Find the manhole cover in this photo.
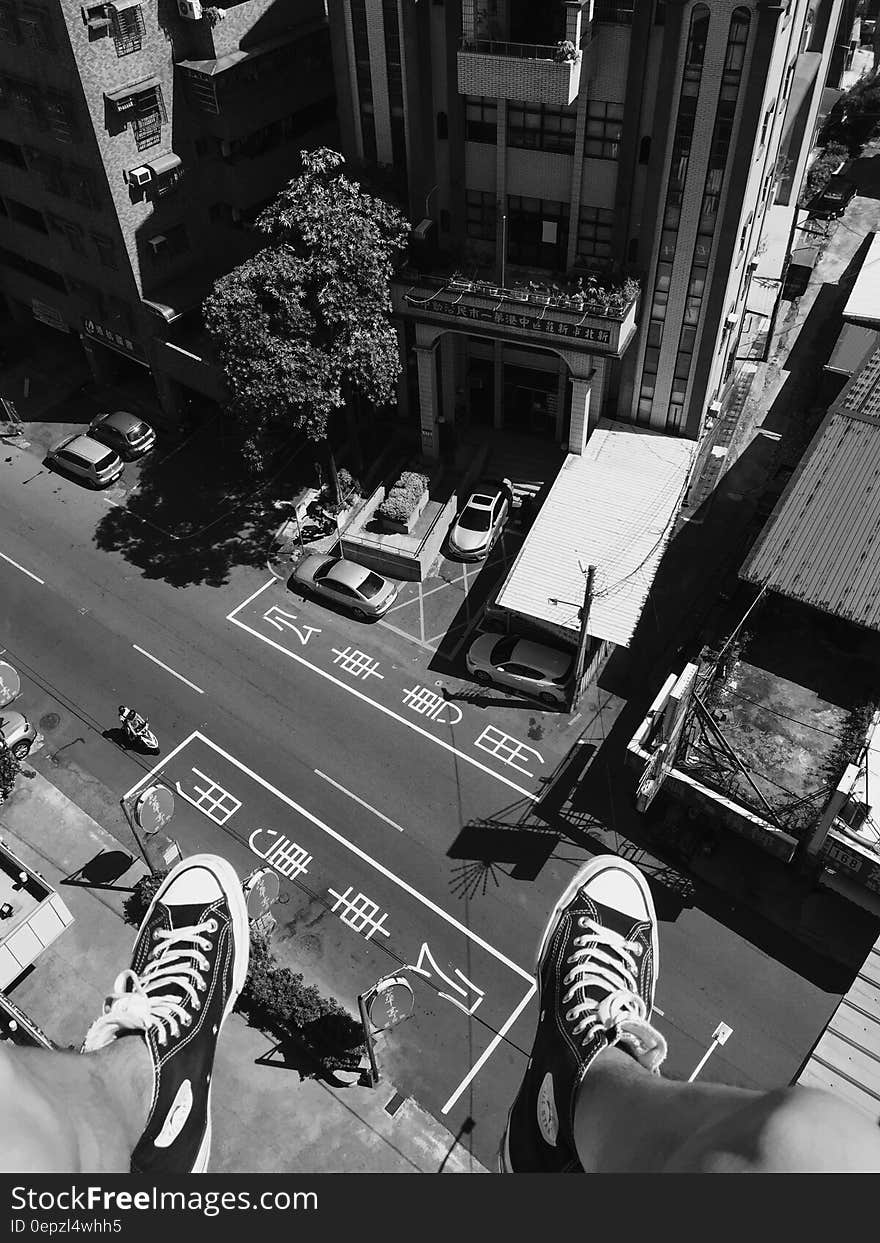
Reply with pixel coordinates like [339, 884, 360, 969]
[39, 713, 60, 731]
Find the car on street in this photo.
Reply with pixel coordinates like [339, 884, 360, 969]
[47, 434, 124, 488]
[88, 410, 156, 459]
[465, 632, 574, 706]
[447, 479, 512, 560]
[0, 709, 37, 760]
[808, 175, 857, 220]
[289, 555, 399, 619]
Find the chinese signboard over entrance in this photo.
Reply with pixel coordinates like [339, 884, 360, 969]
[82, 318, 148, 365]
[425, 299, 613, 345]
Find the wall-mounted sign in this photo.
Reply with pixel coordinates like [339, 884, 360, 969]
[82, 318, 148, 365]
[32, 299, 69, 333]
[821, 832, 880, 895]
[415, 297, 613, 346]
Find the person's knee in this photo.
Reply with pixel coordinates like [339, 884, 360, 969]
[752, 1087, 880, 1172]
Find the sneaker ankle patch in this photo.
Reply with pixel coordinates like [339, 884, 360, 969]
[154, 1079, 193, 1149]
[536, 1072, 561, 1147]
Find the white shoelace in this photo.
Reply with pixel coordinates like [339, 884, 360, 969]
[82, 921, 217, 1053]
[562, 917, 667, 1072]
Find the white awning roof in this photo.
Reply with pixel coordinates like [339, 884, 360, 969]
[754, 204, 799, 281]
[844, 232, 880, 327]
[495, 421, 696, 649]
[746, 277, 781, 320]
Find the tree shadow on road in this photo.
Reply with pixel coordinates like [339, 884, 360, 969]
[91, 417, 318, 588]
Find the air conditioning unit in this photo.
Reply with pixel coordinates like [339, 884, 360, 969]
[725, 312, 738, 328]
[411, 218, 434, 243]
[220, 140, 232, 157]
[127, 166, 152, 187]
[148, 234, 167, 253]
[178, 0, 202, 18]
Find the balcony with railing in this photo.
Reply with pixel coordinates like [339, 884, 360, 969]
[392, 264, 640, 357]
[458, 0, 592, 106]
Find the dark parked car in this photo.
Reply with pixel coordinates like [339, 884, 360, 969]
[89, 410, 156, 459]
[808, 175, 857, 220]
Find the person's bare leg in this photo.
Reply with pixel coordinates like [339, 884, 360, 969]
[0, 1037, 152, 1173]
[573, 1046, 880, 1172]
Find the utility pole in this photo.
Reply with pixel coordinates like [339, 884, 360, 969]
[570, 564, 596, 713]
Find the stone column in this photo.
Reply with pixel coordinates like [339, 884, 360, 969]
[415, 343, 440, 460]
[568, 371, 595, 454]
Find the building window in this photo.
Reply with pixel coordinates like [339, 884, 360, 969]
[437, 111, 448, 140]
[464, 96, 496, 143]
[146, 222, 188, 265]
[18, 6, 54, 50]
[0, 137, 26, 167]
[576, 205, 614, 262]
[8, 80, 44, 130]
[47, 213, 85, 251]
[0, 245, 67, 292]
[506, 196, 568, 270]
[350, 0, 377, 163]
[68, 164, 99, 208]
[508, 102, 576, 155]
[638, 135, 651, 165]
[182, 69, 220, 116]
[593, 1, 634, 23]
[724, 7, 750, 76]
[6, 196, 47, 233]
[45, 95, 78, 144]
[382, 0, 406, 169]
[584, 101, 623, 160]
[132, 92, 163, 151]
[465, 190, 495, 242]
[91, 232, 117, 268]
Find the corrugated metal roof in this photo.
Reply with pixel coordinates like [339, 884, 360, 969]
[741, 349, 880, 628]
[843, 232, 880, 327]
[494, 420, 696, 649]
[796, 937, 880, 1123]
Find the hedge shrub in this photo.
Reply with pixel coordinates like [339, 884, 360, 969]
[377, 470, 429, 524]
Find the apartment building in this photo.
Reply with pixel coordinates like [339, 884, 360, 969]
[0, 0, 336, 416]
[328, 0, 845, 459]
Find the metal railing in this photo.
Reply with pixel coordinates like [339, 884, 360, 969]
[458, 37, 566, 61]
[396, 268, 637, 321]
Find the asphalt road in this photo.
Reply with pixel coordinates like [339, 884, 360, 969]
[0, 434, 847, 1168]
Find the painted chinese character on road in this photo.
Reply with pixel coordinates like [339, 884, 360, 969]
[401, 685, 463, 725]
[175, 767, 241, 825]
[248, 828, 313, 881]
[331, 647, 384, 680]
[262, 605, 321, 645]
[412, 943, 485, 1016]
[474, 726, 544, 776]
[328, 885, 390, 940]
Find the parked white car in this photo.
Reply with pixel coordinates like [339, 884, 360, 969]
[465, 633, 573, 706]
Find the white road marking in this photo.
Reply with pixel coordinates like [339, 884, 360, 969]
[442, 982, 537, 1115]
[688, 1021, 733, 1082]
[314, 769, 405, 832]
[227, 579, 539, 802]
[123, 730, 533, 984]
[388, 580, 453, 611]
[126, 730, 535, 1109]
[0, 551, 44, 585]
[132, 644, 205, 694]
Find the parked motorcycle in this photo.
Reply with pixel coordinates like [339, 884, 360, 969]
[119, 705, 159, 754]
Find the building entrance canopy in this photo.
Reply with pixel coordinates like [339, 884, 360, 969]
[495, 420, 696, 648]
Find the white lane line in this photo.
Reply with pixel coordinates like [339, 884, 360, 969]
[417, 581, 425, 643]
[123, 730, 534, 986]
[377, 616, 436, 651]
[227, 579, 538, 802]
[441, 982, 536, 1115]
[132, 644, 205, 694]
[0, 551, 44, 585]
[314, 769, 405, 832]
[388, 580, 453, 612]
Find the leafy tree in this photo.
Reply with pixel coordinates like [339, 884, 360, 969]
[203, 148, 410, 488]
[0, 745, 19, 805]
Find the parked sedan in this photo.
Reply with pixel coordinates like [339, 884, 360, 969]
[290, 555, 398, 619]
[0, 709, 37, 760]
[47, 434, 124, 488]
[465, 632, 573, 706]
[808, 175, 857, 220]
[89, 410, 156, 459]
[447, 480, 512, 560]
